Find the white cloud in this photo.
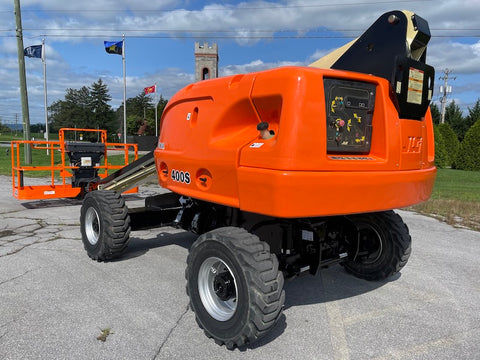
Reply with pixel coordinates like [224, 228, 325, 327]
[1, 0, 480, 123]
[221, 59, 304, 77]
[429, 39, 480, 74]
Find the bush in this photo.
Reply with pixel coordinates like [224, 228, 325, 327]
[437, 123, 459, 167]
[433, 125, 449, 168]
[455, 120, 480, 171]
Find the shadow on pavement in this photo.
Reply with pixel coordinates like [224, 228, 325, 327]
[21, 198, 82, 209]
[284, 267, 399, 308]
[109, 228, 400, 351]
[117, 231, 197, 261]
[252, 267, 398, 349]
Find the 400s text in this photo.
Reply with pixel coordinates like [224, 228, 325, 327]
[171, 169, 191, 184]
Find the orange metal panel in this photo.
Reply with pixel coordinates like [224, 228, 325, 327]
[236, 167, 436, 218]
[13, 185, 81, 200]
[155, 66, 436, 217]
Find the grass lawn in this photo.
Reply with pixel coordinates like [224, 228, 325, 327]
[428, 169, 480, 201]
[408, 169, 480, 231]
[0, 132, 59, 142]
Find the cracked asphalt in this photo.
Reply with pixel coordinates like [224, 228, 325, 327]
[1, 175, 479, 360]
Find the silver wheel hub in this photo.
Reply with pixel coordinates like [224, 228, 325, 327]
[198, 257, 238, 321]
[85, 207, 100, 246]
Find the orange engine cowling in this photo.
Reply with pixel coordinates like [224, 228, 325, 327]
[154, 66, 436, 218]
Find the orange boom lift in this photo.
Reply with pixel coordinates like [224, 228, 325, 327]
[11, 128, 140, 200]
[79, 11, 436, 349]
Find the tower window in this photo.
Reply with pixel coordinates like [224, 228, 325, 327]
[202, 68, 210, 80]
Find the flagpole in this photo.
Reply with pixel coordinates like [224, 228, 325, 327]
[154, 82, 158, 137]
[42, 38, 49, 155]
[122, 34, 127, 144]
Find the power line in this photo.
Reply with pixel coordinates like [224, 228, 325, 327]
[1, 23, 479, 40]
[0, 34, 357, 39]
[0, 1, 433, 14]
[9, 27, 480, 33]
[2, 35, 479, 40]
[1, 30, 479, 40]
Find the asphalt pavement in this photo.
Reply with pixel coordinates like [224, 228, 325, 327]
[0, 175, 479, 360]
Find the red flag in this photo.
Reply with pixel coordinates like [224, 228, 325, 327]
[144, 85, 156, 94]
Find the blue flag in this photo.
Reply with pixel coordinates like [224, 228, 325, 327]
[104, 40, 123, 55]
[24, 45, 42, 59]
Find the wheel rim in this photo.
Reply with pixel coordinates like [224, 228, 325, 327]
[85, 207, 100, 246]
[356, 224, 383, 264]
[198, 256, 238, 321]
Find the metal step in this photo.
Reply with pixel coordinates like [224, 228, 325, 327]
[97, 150, 157, 193]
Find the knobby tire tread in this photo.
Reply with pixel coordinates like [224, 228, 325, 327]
[81, 190, 130, 262]
[345, 210, 411, 281]
[186, 226, 285, 349]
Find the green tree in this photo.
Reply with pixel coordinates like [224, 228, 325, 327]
[437, 123, 459, 168]
[89, 79, 117, 134]
[126, 114, 145, 135]
[152, 95, 168, 133]
[50, 86, 92, 131]
[445, 100, 467, 141]
[117, 93, 168, 136]
[49, 80, 117, 137]
[466, 99, 480, 130]
[127, 92, 154, 118]
[30, 123, 46, 133]
[433, 125, 448, 168]
[455, 120, 480, 171]
[0, 116, 10, 133]
[430, 103, 441, 125]
[116, 92, 153, 136]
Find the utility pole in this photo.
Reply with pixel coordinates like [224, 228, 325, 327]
[122, 34, 127, 144]
[42, 37, 49, 155]
[14, 0, 32, 163]
[439, 68, 456, 124]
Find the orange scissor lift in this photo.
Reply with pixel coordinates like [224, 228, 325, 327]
[11, 128, 141, 200]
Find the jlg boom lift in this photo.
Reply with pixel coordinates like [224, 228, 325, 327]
[79, 11, 436, 349]
[11, 128, 150, 200]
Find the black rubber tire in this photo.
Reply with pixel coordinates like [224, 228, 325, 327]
[80, 190, 130, 261]
[185, 227, 285, 349]
[344, 210, 411, 281]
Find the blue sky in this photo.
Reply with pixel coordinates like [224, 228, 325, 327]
[1, 0, 480, 126]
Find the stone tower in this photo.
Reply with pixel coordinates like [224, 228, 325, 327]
[195, 42, 219, 82]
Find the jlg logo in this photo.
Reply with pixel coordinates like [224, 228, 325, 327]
[171, 169, 191, 184]
[406, 136, 423, 153]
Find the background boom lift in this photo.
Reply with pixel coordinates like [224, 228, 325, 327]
[11, 128, 144, 200]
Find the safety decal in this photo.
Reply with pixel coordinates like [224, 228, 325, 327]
[331, 114, 364, 146]
[250, 143, 264, 148]
[407, 67, 424, 105]
[331, 96, 344, 113]
[324, 78, 376, 153]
